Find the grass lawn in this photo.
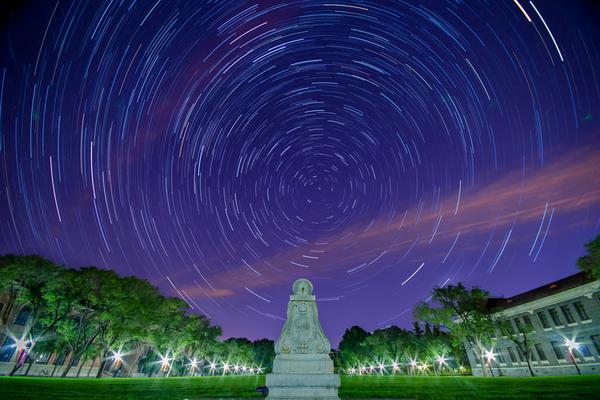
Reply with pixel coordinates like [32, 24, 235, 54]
[1, 374, 599, 399]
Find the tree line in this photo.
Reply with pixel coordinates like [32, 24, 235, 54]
[334, 323, 468, 375]
[1, 235, 597, 377]
[0, 255, 274, 377]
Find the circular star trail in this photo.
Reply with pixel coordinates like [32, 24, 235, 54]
[1, 0, 599, 342]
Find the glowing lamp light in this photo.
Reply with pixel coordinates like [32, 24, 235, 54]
[349, 367, 356, 374]
[209, 361, 217, 371]
[436, 355, 446, 365]
[223, 362, 230, 372]
[256, 367, 263, 373]
[378, 363, 385, 371]
[368, 364, 375, 373]
[14, 338, 28, 350]
[190, 358, 198, 369]
[234, 364, 240, 372]
[484, 349, 495, 362]
[409, 359, 418, 368]
[564, 338, 580, 352]
[160, 355, 171, 368]
[391, 361, 399, 370]
[112, 350, 123, 363]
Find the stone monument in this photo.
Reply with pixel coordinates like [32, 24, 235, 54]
[266, 278, 340, 400]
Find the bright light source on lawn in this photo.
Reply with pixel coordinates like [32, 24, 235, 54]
[484, 349, 495, 362]
[436, 355, 446, 365]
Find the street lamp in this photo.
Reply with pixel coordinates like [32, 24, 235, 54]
[391, 361, 399, 374]
[112, 350, 123, 369]
[564, 338, 581, 375]
[160, 355, 171, 371]
[436, 355, 446, 375]
[189, 358, 198, 375]
[484, 349, 495, 377]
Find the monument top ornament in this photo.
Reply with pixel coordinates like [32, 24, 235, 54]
[274, 278, 331, 355]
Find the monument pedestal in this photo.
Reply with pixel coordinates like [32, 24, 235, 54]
[266, 279, 340, 400]
[266, 354, 340, 399]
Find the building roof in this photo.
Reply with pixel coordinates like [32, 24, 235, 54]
[486, 271, 595, 311]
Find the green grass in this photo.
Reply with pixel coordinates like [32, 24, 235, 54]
[340, 375, 600, 399]
[0, 375, 264, 400]
[1, 374, 599, 399]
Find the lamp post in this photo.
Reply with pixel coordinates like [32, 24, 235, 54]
[484, 349, 495, 377]
[409, 359, 417, 376]
[436, 355, 446, 375]
[564, 339, 581, 375]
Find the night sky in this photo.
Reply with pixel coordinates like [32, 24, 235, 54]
[1, 0, 599, 345]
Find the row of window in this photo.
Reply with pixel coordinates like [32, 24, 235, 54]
[536, 301, 590, 329]
[0, 336, 78, 365]
[509, 300, 591, 334]
[490, 335, 600, 366]
[0, 303, 31, 326]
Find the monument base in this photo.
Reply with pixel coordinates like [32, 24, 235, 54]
[265, 372, 340, 399]
[266, 354, 340, 400]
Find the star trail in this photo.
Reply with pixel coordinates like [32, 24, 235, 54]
[0, 0, 599, 344]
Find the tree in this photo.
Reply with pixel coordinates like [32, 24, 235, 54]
[414, 283, 496, 376]
[0, 255, 74, 375]
[338, 326, 371, 369]
[577, 235, 600, 279]
[13, 267, 80, 376]
[498, 318, 536, 376]
[56, 267, 122, 377]
[94, 276, 164, 378]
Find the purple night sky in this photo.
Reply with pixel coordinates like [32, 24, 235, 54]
[0, 1, 599, 345]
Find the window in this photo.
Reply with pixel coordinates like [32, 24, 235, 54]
[534, 344, 547, 361]
[537, 311, 550, 329]
[71, 355, 81, 366]
[576, 337, 592, 357]
[551, 341, 566, 359]
[507, 347, 518, 363]
[561, 305, 575, 324]
[36, 352, 50, 365]
[591, 335, 600, 355]
[573, 302, 590, 321]
[471, 350, 481, 364]
[54, 351, 67, 366]
[14, 307, 31, 326]
[529, 346, 537, 361]
[548, 308, 562, 326]
[523, 315, 533, 330]
[516, 347, 526, 362]
[513, 318, 523, 333]
[0, 337, 16, 362]
[496, 350, 506, 363]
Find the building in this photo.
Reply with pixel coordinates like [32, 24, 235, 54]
[0, 294, 146, 377]
[465, 272, 600, 376]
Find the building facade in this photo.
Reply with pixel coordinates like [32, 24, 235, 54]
[0, 294, 143, 377]
[466, 272, 600, 376]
